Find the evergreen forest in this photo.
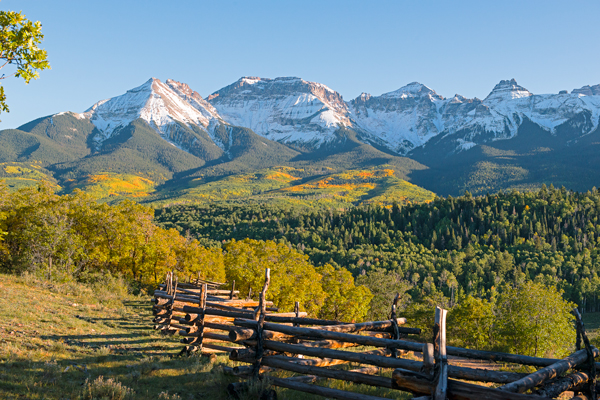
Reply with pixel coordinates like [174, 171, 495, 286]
[156, 184, 600, 316]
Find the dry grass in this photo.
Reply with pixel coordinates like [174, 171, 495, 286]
[0, 273, 415, 399]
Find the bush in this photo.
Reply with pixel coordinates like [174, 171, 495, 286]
[79, 376, 134, 400]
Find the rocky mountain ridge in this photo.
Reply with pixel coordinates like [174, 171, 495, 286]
[78, 76, 600, 158]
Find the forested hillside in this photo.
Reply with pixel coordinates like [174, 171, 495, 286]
[156, 184, 600, 314]
[0, 182, 371, 322]
[0, 179, 585, 357]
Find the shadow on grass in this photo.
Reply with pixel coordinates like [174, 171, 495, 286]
[0, 351, 237, 400]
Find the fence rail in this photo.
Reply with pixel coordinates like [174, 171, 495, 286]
[152, 270, 599, 400]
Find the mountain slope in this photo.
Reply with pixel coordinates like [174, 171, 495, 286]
[3, 75, 600, 201]
[208, 76, 352, 149]
[409, 118, 600, 195]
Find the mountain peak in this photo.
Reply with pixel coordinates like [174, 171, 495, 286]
[485, 79, 532, 101]
[381, 82, 442, 100]
[572, 84, 600, 96]
[83, 77, 220, 147]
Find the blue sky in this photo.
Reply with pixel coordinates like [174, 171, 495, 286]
[1, 0, 599, 128]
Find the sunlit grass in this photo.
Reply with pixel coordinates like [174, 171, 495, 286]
[0, 273, 414, 399]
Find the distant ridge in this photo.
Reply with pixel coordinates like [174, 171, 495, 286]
[1, 75, 600, 200]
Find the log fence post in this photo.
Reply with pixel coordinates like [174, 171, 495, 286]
[573, 308, 597, 400]
[433, 306, 448, 400]
[195, 284, 208, 353]
[253, 268, 271, 380]
[230, 280, 236, 300]
[164, 274, 177, 334]
[422, 343, 435, 376]
[294, 301, 300, 326]
[390, 293, 401, 358]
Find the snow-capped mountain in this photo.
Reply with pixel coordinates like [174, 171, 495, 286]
[83, 78, 221, 150]
[349, 79, 600, 155]
[207, 76, 352, 146]
[74, 76, 600, 159]
[349, 82, 448, 154]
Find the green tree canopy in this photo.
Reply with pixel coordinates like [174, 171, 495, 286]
[496, 281, 575, 357]
[317, 264, 373, 322]
[0, 10, 50, 115]
[356, 267, 412, 321]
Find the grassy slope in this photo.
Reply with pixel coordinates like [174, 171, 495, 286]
[145, 165, 435, 208]
[0, 275, 410, 400]
[0, 161, 60, 191]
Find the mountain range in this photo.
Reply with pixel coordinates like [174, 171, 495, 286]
[1, 76, 600, 204]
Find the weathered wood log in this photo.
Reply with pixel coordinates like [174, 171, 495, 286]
[228, 326, 385, 348]
[157, 286, 240, 298]
[261, 316, 345, 325]
[261, 356, 393, 389]
[536, 371, 589, 398]
[183, 313, 234, 324]
[228, 327, 294, 342]
[298, 339, 361, 349]
[179, 328, 243, 340]
[252, 268, 271, 378]
[442, 345, 600, 369]
[204, 322, 237, 332]
[153, 317, 178, 324]
[267, 375, 390, 400]
[179, 327, 227, 336]
[499, 348, 600, 393]
[235, 319, 424, 351]
[229, 327, 255, 341]
[236, 316, 415, 333]
[183, 305, 306, 320]
[183, 306, 254, 319]
[224, 365, 273, 377]
[152, 303, 187, 313]
[199, 342, 241, 353]
[392, 368, 553, 400]
[315, 319, 419, 335]
[161, 322, 188, 331]
[362, 331, 393, 339]
[182, 337, 245, 346]
[267, 349, 391, 368]
[229, 364, 379, 380]
[423, 343, 434, 373]
[155, 290, 270, 308]
[160, 279, 224, 290]
[433, 307, 448, 400]
[261, 340, 525, 383]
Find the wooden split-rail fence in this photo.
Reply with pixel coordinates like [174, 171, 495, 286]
[152, 269, 600, 400]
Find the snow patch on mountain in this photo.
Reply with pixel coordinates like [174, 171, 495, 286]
[83, 78, 219, 148]
[69, 75, 600, 158]
[350, 79, 600, 154]
[349, 82, 447, 153]
[208, 76, 351, 146]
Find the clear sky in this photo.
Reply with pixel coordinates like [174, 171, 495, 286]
[1, 0, 599, 128]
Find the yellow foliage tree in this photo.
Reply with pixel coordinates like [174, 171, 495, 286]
[174, 238, 226, 283]
[224, 239, 325, 314]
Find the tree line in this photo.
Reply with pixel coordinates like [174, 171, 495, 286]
[0, 182, 371, 322]
[156, 184, 600, 314]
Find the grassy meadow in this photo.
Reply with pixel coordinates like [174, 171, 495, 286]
[0, 274, 413, 400]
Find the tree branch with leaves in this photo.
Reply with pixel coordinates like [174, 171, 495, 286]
[0, 10, 50, 115]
